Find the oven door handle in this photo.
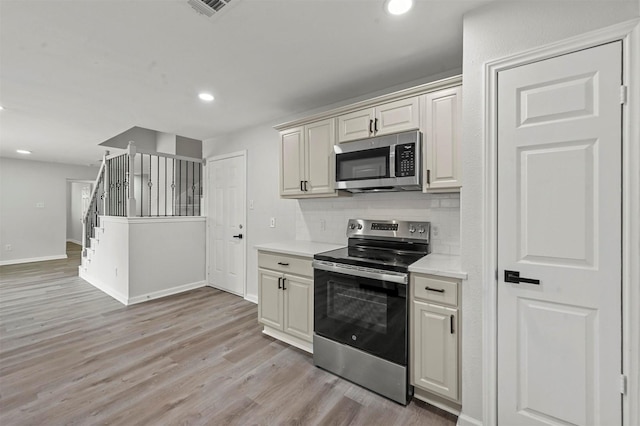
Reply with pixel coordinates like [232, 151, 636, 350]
[312, 260, 408, 285]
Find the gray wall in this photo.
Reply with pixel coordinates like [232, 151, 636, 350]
[0, 157, 99, 264]
[460, 1, 639, 424]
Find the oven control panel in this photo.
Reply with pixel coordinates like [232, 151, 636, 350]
[346, 219, 430, 241]
[371, 223, 398, 231]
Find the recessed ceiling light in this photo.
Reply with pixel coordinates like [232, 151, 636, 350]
[386, 0, 413, 15]
[16, 149, 32, 155]
[198, 93, 215, 102]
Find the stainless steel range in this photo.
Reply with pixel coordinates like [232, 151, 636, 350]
[312, 218, 430, 405]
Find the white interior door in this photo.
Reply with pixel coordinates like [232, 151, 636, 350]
[497, 42, 622, 425]
[207, 153, 246, 297]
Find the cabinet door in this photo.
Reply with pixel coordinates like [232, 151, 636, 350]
[423, 86, 462, 191]
[258, 269, 283, 330]
[280, 127, 305, 196]
[282, 274, 313, 342]
[375, 96, 420, 136]
[337, 108, 374, 143]
[305, 119, 336, 195]
[412, 300, 458, 401]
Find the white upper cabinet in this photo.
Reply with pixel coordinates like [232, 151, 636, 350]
[337, 96, 420, 143]
[280, 127, 305, 196]
[305, 119, 336, 195]
[280, 118, 336, 198]
[422, 86, 462, 192]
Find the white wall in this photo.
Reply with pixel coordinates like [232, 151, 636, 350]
[0, 158, 99, 264]
[80, 217, 206, 304]
[128, 218, 206, 299]
[460, 1, 639, 424]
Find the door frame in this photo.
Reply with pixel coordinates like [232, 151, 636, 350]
[482, 19, 640, 426]
[205, 150, 248, 298]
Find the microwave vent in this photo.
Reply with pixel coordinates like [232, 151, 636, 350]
[187, 0, 237, 18]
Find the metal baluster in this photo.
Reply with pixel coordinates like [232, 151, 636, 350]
[148, 154, 152, 217]
[197, 162, 201, 216]
[178, 159, 182, 216]
[124, 155, 129, 215]
[164, 157, 167, 216]
[140, 153, 143, 217]
[171, 158, 175, 216]
[191, 160, 195, 216]
[157, 155, 160, 216]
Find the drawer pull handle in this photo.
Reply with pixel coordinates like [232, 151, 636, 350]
[425, 286, 445, 293]
[277, 262, 289, 266]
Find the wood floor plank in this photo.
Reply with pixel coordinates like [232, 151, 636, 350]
[0, 242, 457, 425]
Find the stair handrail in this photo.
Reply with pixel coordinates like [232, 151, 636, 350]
[81, 153, 107, 256]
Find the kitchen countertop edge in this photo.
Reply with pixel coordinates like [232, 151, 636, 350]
[254, 241, 344, 258]
[409, 253, 468, 280]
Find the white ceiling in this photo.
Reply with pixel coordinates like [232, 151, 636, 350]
[0, 0, 491, 166]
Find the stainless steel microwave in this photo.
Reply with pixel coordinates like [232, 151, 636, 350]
[334, 130, 422, 192]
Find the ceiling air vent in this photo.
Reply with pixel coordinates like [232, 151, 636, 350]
[187, 0, 236, 18]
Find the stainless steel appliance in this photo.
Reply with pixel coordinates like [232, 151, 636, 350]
[334, 131, 422, 193]
[312, 218, 430, 405]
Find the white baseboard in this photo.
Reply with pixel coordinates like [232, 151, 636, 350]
[79, 270, 128, 305]
[128, 280, 207, 305]
[457, 414, 483, 426]
[244, 293, 258, 304]
[262, 327, 313, 354]
[66, 239, 82, 245]
[0, 254, 67, 266]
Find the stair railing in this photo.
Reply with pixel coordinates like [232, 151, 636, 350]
[81, 152, 107, 257]
[81, 142, 205, 256]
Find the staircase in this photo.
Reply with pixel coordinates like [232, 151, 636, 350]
[78, 142, 207, 305]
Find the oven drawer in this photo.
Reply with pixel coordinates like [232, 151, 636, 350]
[412, 274, 458, 307]
[258, 251, 313, 277]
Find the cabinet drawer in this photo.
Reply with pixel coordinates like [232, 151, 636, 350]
[412, 274, 458, 307]
[258, 251, 313, 277]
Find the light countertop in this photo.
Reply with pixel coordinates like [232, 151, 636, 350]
[254, 241, 344, 258]
[409, 253, 467, 280]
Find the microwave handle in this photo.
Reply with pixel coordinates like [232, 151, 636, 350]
[389, 145, 396, 178]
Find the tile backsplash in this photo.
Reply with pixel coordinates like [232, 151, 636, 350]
[295, 192, 460, 255]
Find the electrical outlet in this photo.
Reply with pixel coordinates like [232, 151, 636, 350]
[4, 244, 12, 251]
[249, 199, 254, 210]
[320, 219, 326, 231]
[36, 202, 45, 209]
[432, 226, 439, 237]
[269, 217, 276, 228]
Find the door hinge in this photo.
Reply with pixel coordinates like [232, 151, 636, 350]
[620, 375, 627, 395]
[620, 85, 628, 105]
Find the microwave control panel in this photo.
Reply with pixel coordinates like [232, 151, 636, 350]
[395, 143, 416, 177]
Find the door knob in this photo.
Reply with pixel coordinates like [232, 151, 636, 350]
[504, 270, 540, 285]
[232, 234, 243, 239]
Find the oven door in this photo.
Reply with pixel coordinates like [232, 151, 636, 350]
[313, 263, 408, 366]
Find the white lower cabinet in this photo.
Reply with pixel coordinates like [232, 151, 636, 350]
[410, 273, 461, 410]
[258, 251, 314, 352]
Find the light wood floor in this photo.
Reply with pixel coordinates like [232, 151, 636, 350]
[0, 242, 457, 425]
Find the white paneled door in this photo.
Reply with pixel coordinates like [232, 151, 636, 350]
[207, 153, 246, 297]
[497, 42, 622, 425]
